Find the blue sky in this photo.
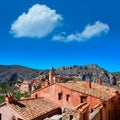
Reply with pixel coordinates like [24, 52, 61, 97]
[0, 0, 120, 72]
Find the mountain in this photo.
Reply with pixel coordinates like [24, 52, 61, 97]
[55, 64, 116, 85]
[0, 65, 48, 82]
[112, 72, 120, 82]
[0, 64, 118, 86]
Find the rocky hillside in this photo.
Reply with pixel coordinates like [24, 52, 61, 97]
[112, 72, 120, 82]
[0, 65, 48, 82]
[55, 64, 116, 85]
[0, 64, 118, 86]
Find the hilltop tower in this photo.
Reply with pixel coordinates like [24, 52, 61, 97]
[49, 67, 56, 84]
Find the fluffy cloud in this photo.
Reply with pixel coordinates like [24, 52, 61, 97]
[52, 21, 110, 42]
[10, 4, 63, 38]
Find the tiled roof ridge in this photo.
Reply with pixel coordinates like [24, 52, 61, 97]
[58, 81, 119, 91]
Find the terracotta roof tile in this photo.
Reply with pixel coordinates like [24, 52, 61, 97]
[8, 98, 60, 120]
[57, 81, 118, 101]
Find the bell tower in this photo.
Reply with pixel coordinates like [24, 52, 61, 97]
[49, 67, 56, 84]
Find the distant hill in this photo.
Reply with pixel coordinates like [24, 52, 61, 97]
[0, 65, 48, 82]
[0, 64, 119, 86]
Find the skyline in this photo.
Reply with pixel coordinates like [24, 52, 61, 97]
[0, 0, 120, 72]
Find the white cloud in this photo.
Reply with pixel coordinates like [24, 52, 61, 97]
[52, 21, 110, 42]
[10, 4, 63, 38]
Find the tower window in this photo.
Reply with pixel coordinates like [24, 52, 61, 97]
[58, 93, 62, 100]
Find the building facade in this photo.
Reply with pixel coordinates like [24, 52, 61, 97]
[31, 80, 120, 120]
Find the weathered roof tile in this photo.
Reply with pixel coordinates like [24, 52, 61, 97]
[8, 97, 60, 120]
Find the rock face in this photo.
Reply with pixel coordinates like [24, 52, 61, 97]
[0, 64, 118, 86]
[112, 72, 120, 82]
[55, 64, 116, 85]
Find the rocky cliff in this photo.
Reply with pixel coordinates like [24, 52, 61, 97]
[55, 64, 116, 85]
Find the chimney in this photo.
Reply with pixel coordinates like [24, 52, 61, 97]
[5, 93, 14, 103]
[86, 78, 91, 88]
[86, 81, 91, 88]
[98, 78, 102, 85]
[45, 80, 50, 87]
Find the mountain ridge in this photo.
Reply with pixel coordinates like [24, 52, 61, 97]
[0, 64, 119, 85]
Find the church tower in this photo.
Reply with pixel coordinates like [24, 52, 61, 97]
[49, 67, 56, 84]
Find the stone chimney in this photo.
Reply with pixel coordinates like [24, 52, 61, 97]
[98, 77, 102, 85]
[86, 78, 91, 88]
[5, 93, 14, 103]
[86, 81, 91, 88]
[45, 80, 50, 87]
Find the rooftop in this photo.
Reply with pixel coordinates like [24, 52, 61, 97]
[8, 97, 60, 120]
[57, 81, 118, 101]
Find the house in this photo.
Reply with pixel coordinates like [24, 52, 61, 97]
[30, 79, 120, 120]
[19, 80, 31, 93]
[0, 93, 61, 120]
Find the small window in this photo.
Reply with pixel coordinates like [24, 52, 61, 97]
[70, 115, 73, 120]
[0, 113, 1, 120]
[66, 94, 70, 101]
[80, 96, 87, 103]
[58, 93, 62, 100]
[35, 94, 38, 98]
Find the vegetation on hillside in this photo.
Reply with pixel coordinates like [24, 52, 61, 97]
[0, 82, 28, 103]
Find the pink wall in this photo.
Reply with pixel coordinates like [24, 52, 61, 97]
[31, 84, 101, 108]
[0, 104, 24, 120]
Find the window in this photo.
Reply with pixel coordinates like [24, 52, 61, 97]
[66, 94, 70, 101]
[100, 109, 103, 120]
[58, 93, 62, 100]
[83, 112, 87, 120]
[108, 110, 110, 120]
[70, 115, 73, 120]
[35, 94, 38, 98]
[0, 113, 1, 120]
[80, 96, 87, 103]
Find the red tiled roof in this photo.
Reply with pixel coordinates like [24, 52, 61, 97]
[57, 81, 118, 101]
[8, 98, 60, 120]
